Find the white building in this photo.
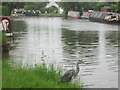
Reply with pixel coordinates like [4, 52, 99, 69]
[45, 0, 63, 14]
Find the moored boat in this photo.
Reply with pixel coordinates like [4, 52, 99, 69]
[0, 16, 13, 52]
[0, 16, 13, 37]
[104, 13, 120, 24]
[89, 11, 120, 24]
[67, 11, 81, 19]
[81, 12, 90, 19]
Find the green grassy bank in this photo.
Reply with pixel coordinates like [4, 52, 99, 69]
[40, 13, 65, 17]
[2, 61, 83, 88]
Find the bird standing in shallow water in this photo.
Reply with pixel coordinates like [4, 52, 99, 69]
[60, 60, 84, 83]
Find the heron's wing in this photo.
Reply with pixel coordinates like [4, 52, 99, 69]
[60, 69, 75, 82]
[63, 69, 75, 77]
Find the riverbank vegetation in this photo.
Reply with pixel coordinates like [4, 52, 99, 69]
[61, 2, 119, 15]
[0, 32, 7, 45]
[1, 2, 119, 16]
[0, 32, 9, 52]
[2, 61, 83, 88]
[40, 13, 65, 17]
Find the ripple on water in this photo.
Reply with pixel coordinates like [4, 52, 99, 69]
[8, 17, 118, 88]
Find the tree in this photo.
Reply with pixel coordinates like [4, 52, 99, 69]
[0, 6, 9, 16]
[118, 1, 120, 13]
[2, 2, 26, 16]
[1, 2, 46, 16]
[24, 2, 47, 10]
[60, 2, 79, 15]
[60, 2, 119, 13]
[61, 2, 97, 12]
[94, 2, 109, 11]
[46, 6, 58, 13]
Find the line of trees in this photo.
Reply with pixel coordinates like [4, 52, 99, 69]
[1, 2, 26, 16]
[0, 2, 120, 16]
[60, 2, 119, 14]
[1, 2, 47, 16]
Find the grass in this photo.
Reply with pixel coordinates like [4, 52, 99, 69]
[0, 32, 8, 44]
[40, 13, 65, 17]
[0, 60, 2, 90]
[2, 61, 84, 88]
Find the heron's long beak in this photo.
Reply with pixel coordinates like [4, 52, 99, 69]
[82, 61, 89, 64]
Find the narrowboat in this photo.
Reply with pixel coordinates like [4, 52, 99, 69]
[0, 16, 13, 52]
[67, 11, 81, 19]
[89, 12, 120, 24]
[104, 13, 120, 23]
[0, 16, 13, 37]
[81, 12, 90, 19]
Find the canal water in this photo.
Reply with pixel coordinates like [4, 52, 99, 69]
[8, 17, 118, 88]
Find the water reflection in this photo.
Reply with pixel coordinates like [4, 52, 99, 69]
[7, 17, 118, 88]
[61, 29, 99, 67]
[9, 17, 63, 67]
[106, 31, 119, 45]
[12, 20, 27, 37]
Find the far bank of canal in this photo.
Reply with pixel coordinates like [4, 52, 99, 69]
[4, 17, 118, 88]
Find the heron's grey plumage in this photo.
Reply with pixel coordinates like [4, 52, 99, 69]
[60, 60, 84, 83]
[60, 69, 75, 83]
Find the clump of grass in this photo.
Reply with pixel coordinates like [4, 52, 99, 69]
[2, 61, 83, 88]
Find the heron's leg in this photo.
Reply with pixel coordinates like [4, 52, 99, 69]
[72, 78, 75, 84]
[71, 76, 75, 84]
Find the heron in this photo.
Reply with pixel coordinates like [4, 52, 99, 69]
[59, 60, 84, 83]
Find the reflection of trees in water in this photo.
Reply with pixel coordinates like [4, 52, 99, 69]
[77, 31, 98, 45]
[105, 31, 119, 45]
[11, 20, 27, 40]
[62, 29, 77, 45]
[12, 20, 27, 32]
[2, 52, 9, 60]
[61, 29, 77, 54]
[61, 29, 99, 55]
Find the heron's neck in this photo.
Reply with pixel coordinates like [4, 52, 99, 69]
[75, 63, 79, 76]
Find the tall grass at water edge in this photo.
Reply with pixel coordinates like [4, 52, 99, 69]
[0, 32, 7, 44]
[2, 61, 84, 88]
